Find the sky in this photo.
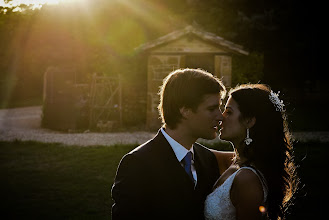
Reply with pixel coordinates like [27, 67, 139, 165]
[0, 0, 61, 6]
[0, 0, 83, 12]
[0, 0, 58, 12]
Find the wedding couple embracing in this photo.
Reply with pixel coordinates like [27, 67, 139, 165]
[111, 68, 298, 220]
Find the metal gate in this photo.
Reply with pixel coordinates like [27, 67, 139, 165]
[89, 74, 122, 131]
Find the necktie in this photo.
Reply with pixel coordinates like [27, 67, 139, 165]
[183, 151, 194, 181]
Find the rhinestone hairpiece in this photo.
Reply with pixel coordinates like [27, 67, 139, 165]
[269, 90, 285, 112]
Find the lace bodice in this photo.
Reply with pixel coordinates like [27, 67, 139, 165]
[204, 167, 267, 220]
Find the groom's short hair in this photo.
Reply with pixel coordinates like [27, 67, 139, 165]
[158, 68, 226, 129]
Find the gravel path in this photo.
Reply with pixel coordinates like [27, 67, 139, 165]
[0, 106, 328, 146]
[0, 106, 155, 146]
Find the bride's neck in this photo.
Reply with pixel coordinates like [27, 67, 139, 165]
[234, 144, 250, 167]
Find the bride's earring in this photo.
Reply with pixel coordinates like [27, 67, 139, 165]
[244, 128, 253, 145]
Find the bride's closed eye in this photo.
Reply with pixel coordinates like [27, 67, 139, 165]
[223, 108, 233, 116]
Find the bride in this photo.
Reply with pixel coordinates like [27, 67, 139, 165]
[206, 84, 299, 220]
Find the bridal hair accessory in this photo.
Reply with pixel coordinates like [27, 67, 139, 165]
[269, 90, 285, 112]
[245, 128, 253, 145]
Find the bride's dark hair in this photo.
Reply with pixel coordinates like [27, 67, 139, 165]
[229, 84, 298, 220]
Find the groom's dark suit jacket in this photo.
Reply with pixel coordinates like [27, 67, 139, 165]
[111, 130, 220, 220]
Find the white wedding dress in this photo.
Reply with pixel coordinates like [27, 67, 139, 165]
[204, 167, 268, 220]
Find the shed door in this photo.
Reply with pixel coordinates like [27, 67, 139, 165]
[185, 54, 214, 74]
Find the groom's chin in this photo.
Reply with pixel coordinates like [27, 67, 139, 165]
[202, 133, 218, 140]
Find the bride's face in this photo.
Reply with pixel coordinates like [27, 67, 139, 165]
[219, 97, 246, 145]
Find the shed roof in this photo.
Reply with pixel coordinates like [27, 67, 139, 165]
[136, 25, 249, 55]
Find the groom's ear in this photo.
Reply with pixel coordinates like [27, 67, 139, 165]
[179, 106, 190, 119]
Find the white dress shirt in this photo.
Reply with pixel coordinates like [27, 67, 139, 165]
[161, 127, 198, 185]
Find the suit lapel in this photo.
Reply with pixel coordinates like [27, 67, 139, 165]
[193, 143, 220, 198]
[193, 144, 203, 188]
[152, 130, 195, 189]
[193, 143, 210, 190]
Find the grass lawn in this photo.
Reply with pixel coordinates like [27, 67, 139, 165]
[0, 140, 326, 219]
[0, 141, 136, 219]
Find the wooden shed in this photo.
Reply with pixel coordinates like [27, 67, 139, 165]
[136, 26, 249, 129]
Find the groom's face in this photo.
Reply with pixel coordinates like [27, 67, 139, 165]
[185, 93, 223, 140]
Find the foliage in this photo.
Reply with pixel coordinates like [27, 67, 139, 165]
[231, 52, 264, 87]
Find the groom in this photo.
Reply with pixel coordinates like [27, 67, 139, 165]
[111, 68, 229, 219]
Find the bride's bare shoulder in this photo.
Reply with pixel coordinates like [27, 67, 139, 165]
[231, 168, 264, 209]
